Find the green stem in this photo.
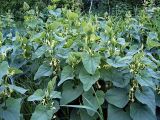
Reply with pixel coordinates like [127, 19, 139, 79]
[92, 87, 104, 120]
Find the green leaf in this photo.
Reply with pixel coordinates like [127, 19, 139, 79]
[66, 10, 78, 20]
[32, 46, 48, 60]
[147, 32, 160, 49]
[108, 104, 131, 120]
[117, 38, 126, 46]
[31, 104, 54, 120]
[47, 77, 56, 94]
[82, 52, 101, 75]
[130, 103, 156, 120]
[135, 87, 156, 114]
[105, 87, 129, 108]
[0, 98, 21, 120]
[135, 72, 155, 88]
[148, 32, 158, 40]
[60, 105, 103, 120]
[50, 91, 61, 99]
[58, 65, 74, 86]
[107, 56, 132, 68]
[100, 68, 130, 88]
[28, 89, 45, 101]
[31, 32, 45, 42]
[34, 63, 53, 80]
[23, 2, 30, 11]
[8, 67, 23, 76]
[53, 33, 66, 41]
[83, 89, 105, 116]
[60, 105, 98, 113]
[79, 69, 100, 91]
[9, 85, 27, 94]
[0, 61, 9, 81]
[60, 81, 83, 105]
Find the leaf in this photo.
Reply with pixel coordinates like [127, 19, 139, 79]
[28, 89, 45, 101]
[53, 33, 66, 41]
[100, 68, 131, 88]
[79, 69, 100, 91]
[60, 105, 103, 120]
[60, 81, 83, 105]
[148, 32, 158, 40]
[58, 65, 74, 86]
[108, 104, 131, 120]
[34, 63, 53, 80]
[32, 46, 48, 60]
[147, 39, 160, 49]
[50, 91, 61, 99]
[105, 87, 129, 108]
[81, 52, 101, 74]
[117, 38, 126, 46]
[31, 104, 54, 120]
[31, 32, 45, 42]
[0, 61, 9, 81]
[47, 77, 56, 94]
[8, 67, 23, 75]
[66, 10, 78, 20]
[107, 56, 132, 68]
[130, 103, 156, 120]
[82, 89, 105, 116]
[60, 105, 98, 113]
[147, 32, 160, 49]
[135, 87, 156, 114]
[0, 98, 21, 120]
[23, 2, 30, 11]
[9, 85, 27, 94]
[135, 72, 155, 88]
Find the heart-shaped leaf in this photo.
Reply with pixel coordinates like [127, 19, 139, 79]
[105, 87, 129, 108]
[82, 52, 101, 75]
[31, 104, 54, 120]
[60, 81, 83, 105]
[58, 65, 74, 86]
[34, 63, 53, 80]
[9, 85, 27, 94]
[32, 45, 49, 60]
[107, 56, 132, 68]
[135, 87, 156, 114]
[83, 89, 105, 116]
[0, 98, 21, 120]
[108, 104, 131, 120]
[100, 68, 131, 88]
[28, 89, 45, 101]
[79, 69, 100, 91]
[130, 103, 156, 120]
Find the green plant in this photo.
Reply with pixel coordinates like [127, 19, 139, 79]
[0, 4, 160, 120]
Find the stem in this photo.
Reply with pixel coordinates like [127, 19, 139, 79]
[92, 87, 104, 120]
[89, 0, 93, 14]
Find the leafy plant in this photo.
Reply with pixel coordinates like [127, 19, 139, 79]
[0, 2, 160, 120]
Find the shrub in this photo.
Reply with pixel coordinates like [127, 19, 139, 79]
[0, 4, 160, 120]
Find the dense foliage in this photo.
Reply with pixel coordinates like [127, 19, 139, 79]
[0, 1, 160, 120]
[1, 0, 160, 20]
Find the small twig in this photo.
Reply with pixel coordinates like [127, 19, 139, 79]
[89, 0, 93, 14]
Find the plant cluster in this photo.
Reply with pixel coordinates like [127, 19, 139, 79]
[0, 2, 160, 120]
